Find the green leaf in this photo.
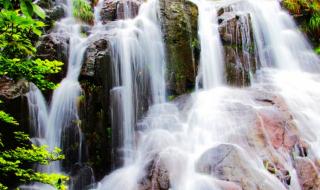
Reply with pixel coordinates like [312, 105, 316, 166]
[19, 0, 31, 18]
[32, 3, 46, 19]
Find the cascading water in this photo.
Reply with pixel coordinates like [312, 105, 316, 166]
[26, 0, 320, 189]
[26, 0, 89, 188]
[108, 0, 166, 166]
[194, 0, 225, 89]
[96, 0, 320, 190]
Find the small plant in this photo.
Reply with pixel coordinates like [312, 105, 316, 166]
[72, 0, 94, 24]
[0, 10, 64, 90]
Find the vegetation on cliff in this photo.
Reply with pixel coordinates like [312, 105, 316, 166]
[72, 0, 94, 24]
[283, 0, 320, 52]
[0, 1, 67, 189]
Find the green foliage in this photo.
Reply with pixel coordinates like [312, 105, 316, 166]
[283, 0, 320, 31]
[283, 0, 320, 51]
[315, 47, 320, 54]
[309, 12, 320, 31]
[0, 0, 46, 19]
[0, 10, 63, 90]
[0, 110, 19, 126]
[72, 0, 94, 24]
[0, 109, 68, 189]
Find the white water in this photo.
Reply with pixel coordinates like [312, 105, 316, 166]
[27, 0, 88, 185]
[108, 0, 166, 165]
[26, 0, 320, 189]
[97, 0, 320, 190]
[194, 0, 225, 89]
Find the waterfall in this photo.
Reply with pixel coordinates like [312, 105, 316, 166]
[25, 0, 320, 189]
[193, 0, 225, 89]
[109, 0, 166, 166]
[26, 0, 89, 186]
[97, 0, 320, 190]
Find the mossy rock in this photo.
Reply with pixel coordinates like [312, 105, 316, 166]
[159, 0, 199, 96]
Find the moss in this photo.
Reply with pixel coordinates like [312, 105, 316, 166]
[162, 0, 199, 95]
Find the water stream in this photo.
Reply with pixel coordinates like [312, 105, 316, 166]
[25, 0, 320, 189]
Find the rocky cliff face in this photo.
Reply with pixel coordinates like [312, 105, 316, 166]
[79, 37, 114, 180]
[159, 0, 199, 95]
[100, 0, 143, 23]
[217, 5, 259, 86]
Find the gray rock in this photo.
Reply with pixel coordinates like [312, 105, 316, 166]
[100, 0, 143, 23]
[218, 6, 259, 86]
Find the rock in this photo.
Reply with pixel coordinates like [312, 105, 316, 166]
[215, 180, 242, 190]
[45, 4, 66, 22]
[139, 157, 170, 190]
[81, 38, 111, 81]
[35, 0, 53, 9]
[79, 36, 114, 180]
[37, 33, 70, 82]
[0, 77, 29, 100]
[254, 94, 300, 151]
[218, 6, 259, 86]
[196, 144, 282, 190]
[100, 0, 143, 23]
[295, 157, 320, 190]
[70, 163, 95, 190]
[159, 0, 199, 95]
[0, 77, 30, 128]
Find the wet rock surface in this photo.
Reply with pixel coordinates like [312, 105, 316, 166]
[79, 36, 114, 180]
[37, 33, 70, 82]
[139, 157, 170, 190]
[159, 0, 199, 95]
[196, 144, 272, 190]
[100, 0, 143, 23]
[218, 6, 259, 86]
[294, 157, 320, 190]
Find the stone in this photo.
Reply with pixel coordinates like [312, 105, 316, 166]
[70, 163, 95, 190]
[196, 144, 283, 190]
[0, 77, 30, 129]
[37, 33, 70, 82]
[254, 95, 300, 151]
[100, 0, 143, 23]
[218, 6, 259, 86]
[159, 0, 199, 95]
[79, 36, 114, 180]
[295, 157, 320, 190]
[139, 157, 170, 190]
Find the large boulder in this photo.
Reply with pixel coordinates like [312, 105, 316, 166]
[196, 144, 281, 190]
[159, 0, 199, 95]
[37, 33, 70, 82]
[79, 37, 114, 180]
[218, 6, 259, 86]
[100, 0, 143, 23]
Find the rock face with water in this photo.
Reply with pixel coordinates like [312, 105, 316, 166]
[159, 0, 199, 95]
[37, 33, 70, 81]
[139, 157, 170, 190]
[100, 0, 143, 23]
[196, 144, 278, 190]
[79, 37, 114, 180]
[218, 6, 259, 86]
